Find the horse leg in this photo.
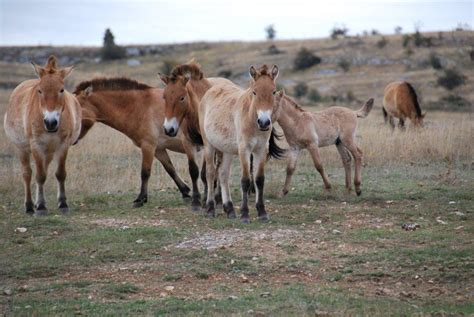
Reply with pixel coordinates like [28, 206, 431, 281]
[398, 117, 406, 130]
[182, 143, 201, 212]
[200, 160, 207, 206]
[336, 142, 352, 192]
[214, 152, 223, 207]
[253, 150, 270, 222]
[343, 141, 363, 196]
[218, 153, 236, 218]
[238, 146, 252, 223]
[19, 150, 34, 214]
[32, 149, 52, 216]
[307, 144, 332, 191]
[249, 154, 256, 194]
[280, 148, 300, 197]
[133, 144, 155, 207]
[382, 107, 388, 124]
[55, 146, 70, 213]
[388, 116, 395, 130]
[204, 145, 217, 217]
[155, 149, 191, 200]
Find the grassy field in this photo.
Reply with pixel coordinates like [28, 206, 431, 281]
[1, 32, 473, 316]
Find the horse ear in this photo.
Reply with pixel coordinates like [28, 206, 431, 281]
[158, 73, 169, 85]
[249, 66, 258, 80]
[31, 62, 45, 78]
[59, 66, 74, 79]
[271, 65, 279, 80]
[182, 72, 191, 84]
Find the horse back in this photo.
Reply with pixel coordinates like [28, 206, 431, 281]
[383, 81, 417, 118]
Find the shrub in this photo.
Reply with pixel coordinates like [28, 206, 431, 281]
[402, 34, 411, 48]
[293, 48, 321, 71]
[160, 59, 178, 75]
[338, 58, 350, 72]
[428, 53, 442, 70]
[371, 29, 380, 36]
[294, 82, 308, 98]
[218, 69, 232, 78]
[437, 69, 466, 90]
[376, 37, 388, 49]
[308, 89, 322, 102]
[101, 28, 125, 61]
[330, 26, 348, 40]
[267, 44, 282, 55]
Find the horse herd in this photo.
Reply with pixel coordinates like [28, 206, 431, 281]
[4, 55, 426, 221]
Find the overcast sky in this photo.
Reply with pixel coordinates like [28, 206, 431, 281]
[0, 0, 472, 46]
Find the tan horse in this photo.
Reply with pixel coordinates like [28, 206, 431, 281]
[277, 94, 374, 196]
[73, 78, 196, 207]
[383, 81, 425, 129]
[159, 62, 232, 210]
[199, 65, 285, 223]
[4, 55, 81, 215]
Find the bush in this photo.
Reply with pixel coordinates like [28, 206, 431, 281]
[218, 69, 232, 78]
[427, 94, 471, 111]
[330, 26, 348, 39]
[338, 58, 350, 72]
[376, 36, 388, 49]
[437, 69, 466, 90]
[160, 59, 178, 75]
[293, 48, 321, 71]
[428, 53, 442, 70]
[101, 28, 125, 61]
[402, 34, 411, 48]
[294, 82, 308, 98]
[267, 44, 282, 55]
[308, 89, 322, 102]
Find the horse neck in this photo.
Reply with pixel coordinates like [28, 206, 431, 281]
[277, 96, 304, 132]
[186, 79, 210, 127]
[87, 91, 136, 130]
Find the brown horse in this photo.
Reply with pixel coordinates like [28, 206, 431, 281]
[277, 93, 374, 196]
[159, 62, 232, 210]
[383, 81, 425, 129]
[4, 55, 81, 215]
[73, 78, 195, 207]
[199, 65, 285, 223]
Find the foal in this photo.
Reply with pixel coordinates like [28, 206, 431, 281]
[277, 94, 374, 196]
[4, 55, 81, 215]
[73, 78, 193, 207]
[199, 65, 285, 223]
[383, 81, 425, 129]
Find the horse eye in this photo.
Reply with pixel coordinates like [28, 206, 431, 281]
[252, 91, 256, 96]
[180, 96, 185, 102]
[60, 88, 64, 93]
[272, 90, 276, 95]
[38, 90, 42, 94]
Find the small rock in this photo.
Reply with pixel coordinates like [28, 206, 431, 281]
[159, 209, 166, 214]
[448, 201, 456, 204]
[160, 292, 168, 297]
[332, 229, 341, 234]
[136, 239, 144, 244]
[240, 274, 249, 283]
[436, 217, 447, 225]
[252, 257, 258, 261]
[164, 286, 175, 291]
[315, 220, 322, 224]
[402, 223, 420, 231]
[121, 226, 130, 230]
[455, 226, 464, 230]
[230, 259, 235, 265]
[454, 211, 465, 216]
[15, 227, 27, 233]
[260, 292, 271, 297]
[3, 289, 12, 296]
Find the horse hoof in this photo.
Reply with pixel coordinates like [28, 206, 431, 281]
[279, 190, 288, 198]
[133, 202, 144, 208]
[258, 214, 270, 222]
[227, 211, 237, 219]
[59, 206, 70, 214]
[206, 211, 216, 218]
[241, 217, 250, 224]
[182, 195, 192, 203]
[34, 209, 48, 217]
[356, 189, 362, 196]
[191, 204, 201, 212]
[25, 202, 34, 214]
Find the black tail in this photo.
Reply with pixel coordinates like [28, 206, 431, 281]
[405, 82, 422, 117]
[382, 107, 388, 124]
[187, 125, 204, 146]
[268, 127, 286, 160]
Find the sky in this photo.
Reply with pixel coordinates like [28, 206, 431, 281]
[0, 0, 472, 46]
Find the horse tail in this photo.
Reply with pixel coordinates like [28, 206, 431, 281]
[356, 98, 374, 118]
[382, 106, 388, 124]
[404, 82, 422, 117]
[268, 127, 286, 160]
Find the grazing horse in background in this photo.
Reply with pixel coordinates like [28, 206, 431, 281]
[4, 55, 81, 215]
[199, 64, 285, 223]
[277, 94, 374, 196]
[159, 62, 232, 211]
[73, 78, 194, 207]
[383, 81, 425, 129]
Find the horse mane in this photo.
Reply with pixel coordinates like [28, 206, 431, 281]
[73, 77, 152, 95]
[283, 95, 305, 112]
[169, 61, 204, 83]
[404, 82, 422, 117]
[257, 64, 270, 76]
